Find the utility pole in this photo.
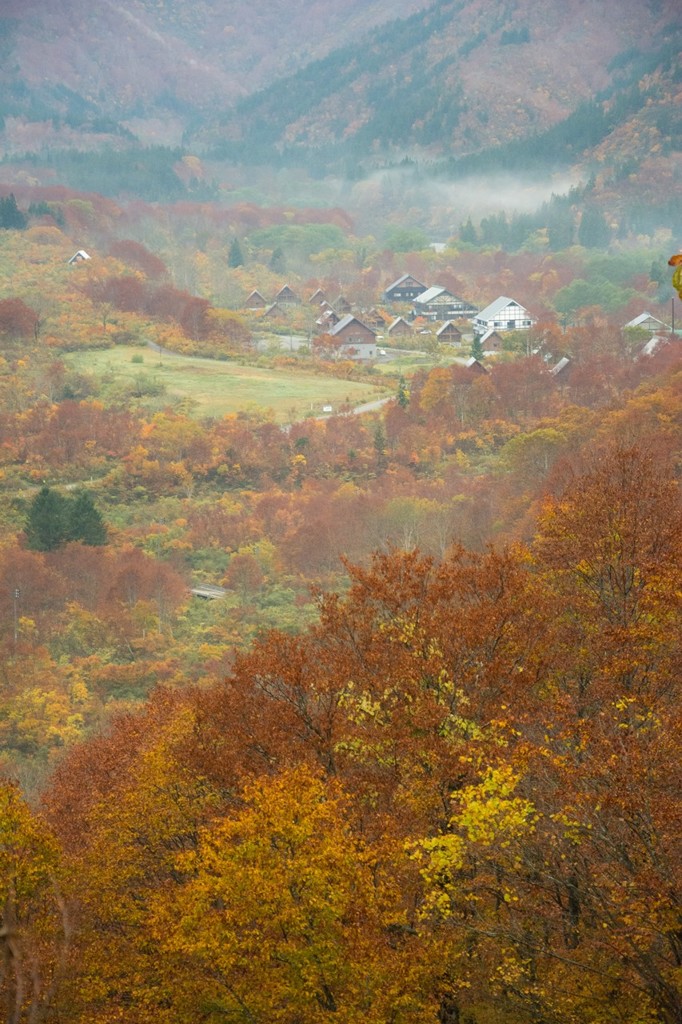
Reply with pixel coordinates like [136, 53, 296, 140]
[12, 588, 20, 647]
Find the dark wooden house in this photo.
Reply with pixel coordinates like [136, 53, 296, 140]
[328, 315, 377, 360]
[384, 273, 427, 304]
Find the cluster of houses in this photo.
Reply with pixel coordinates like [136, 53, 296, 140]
[245, 273, 541, 361]
[70, 250, 675, 366]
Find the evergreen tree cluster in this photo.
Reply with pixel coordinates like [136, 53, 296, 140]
[457, 189, 615, 252]
[228, 237, 245, 267]
[0, 193, 28, 230]
[25, 487, 108, 552]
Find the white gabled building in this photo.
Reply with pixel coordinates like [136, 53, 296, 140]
[623, 312, 671, 333]
[472, 296, 536, 335]
[67, 249, 91, 265]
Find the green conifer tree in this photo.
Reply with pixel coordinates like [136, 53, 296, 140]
[459, 216, 478, 245]
[67, 491, 108, 546]
[397, 376, 410, 408]
[373, 424, 388, 473]
[270, 247, 286, 273]
[470, 334, 484, 360]
[25, 487, 69, 551]
[578, 206, 611, 248]
[228, 237, 245, 268]
[0, 194, 28, 231]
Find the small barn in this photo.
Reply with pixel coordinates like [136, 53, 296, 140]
[436, 321, 462, 344]
[479, 328, 505, 354]
[387, 316, 413, 338]
[333, 295, 352, 314]
[361, 308, 387, 330]
[316, 307, 340, 329]
[274, 284, 300, 305]
[245, 289, 267, 309]
[67, 250, 91, 265]
[263, 301, 286, 319]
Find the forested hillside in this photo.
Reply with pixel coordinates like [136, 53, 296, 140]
[1, 0, 682, 1005]
[0, 176, 680, 1020]
[0, 0, 427, 141]
[204, 0, 681, 168]
[2, 0, 680, 186]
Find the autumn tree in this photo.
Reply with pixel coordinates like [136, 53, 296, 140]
[0, 782, 70, 1024]
[414, 442, 682, 1024]
[107, 239, 168, 280]
[152, 767, 436, 1023]
[0, 299, 38, 340]
[223, 551, 263, 605]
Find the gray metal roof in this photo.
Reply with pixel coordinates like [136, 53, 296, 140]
[550, 356, 571, 375]
[415, 286, 449, 304]
[624, 312, 669, 329]
[474, 296, 518, 320]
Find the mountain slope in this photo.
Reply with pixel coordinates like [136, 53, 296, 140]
[1, 0, 680, 234]
[0, 0, 429, 149]
[198, 0, 681, 168]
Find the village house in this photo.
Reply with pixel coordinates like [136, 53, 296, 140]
[274, 284, 301, 305]
[413, 286, 478, 321]
[479, 328, 505, 354]
[327, 314, 377, 360]
[387, 316, 413, 338]
[384, 273, 427, 304]
[67, 249, 91, 264]
[308, 288, 328, 306]
[623, 312, 671, 333]
[244, 289, 267, 309]
[333, 295, 352, 314]
[472, 296, 536, 335]
[436, 320, 462, 344]
[360, 308, 387, 330]
[262, 301, 286, 320]
[316, 306, 340, 329]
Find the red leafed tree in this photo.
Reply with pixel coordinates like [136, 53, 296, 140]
[0, 297, 38, 339]
[107, 240, 168, 280]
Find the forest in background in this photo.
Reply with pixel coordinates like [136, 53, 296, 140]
[0, 171, 681, 1023]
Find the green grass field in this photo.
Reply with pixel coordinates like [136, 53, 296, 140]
[66, 346, 392, 422]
